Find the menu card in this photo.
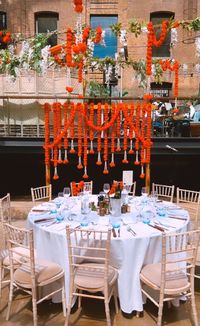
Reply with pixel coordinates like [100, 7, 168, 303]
[123, 170, 133, 185]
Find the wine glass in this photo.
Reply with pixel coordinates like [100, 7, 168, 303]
[63, 187, 70, 199]
[141, 187, 148, 197]
[103, 183, 110, 195]
[151, 190, 158, 204]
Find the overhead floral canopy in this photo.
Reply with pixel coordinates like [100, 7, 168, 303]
[0, 1, 199, 90]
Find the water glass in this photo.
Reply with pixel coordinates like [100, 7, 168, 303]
[157, 206, 166, 217]
[151, 190, 158, 204]
[56, 211, 64, 222]
[109, 215, 121, 229]
[63, 187, 70, 198]
[124, 184, 131, 194]
[142, 210, 153, 224]
[103, 183, 110, 195]
[141, 187, 148, 197]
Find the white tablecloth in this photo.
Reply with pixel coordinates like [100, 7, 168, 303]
[27, 196, 189, 313]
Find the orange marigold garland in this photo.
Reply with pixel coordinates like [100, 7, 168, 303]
[122, 103, 129, 164]
[0, 31, 12, 44]
[116, 104, 121, 152]
[77, 103, 83, 169]
[159, 59, 179, 97]
[96, 103, 102, 166]
[110, 103, 116, 167]
[140, 105, 146, 165]
[146, 20, 168, 76]
[128, 103, 134, 154]
[94, 26, 103, 44]
[78, 59, 83, 83]
[89, 103, 95, 154]
[56, 102, 63, 164]
[52, 102, 60, 179]
[69, 102, 76, 154]
[43, 100, 153, 181]
[71, 180, 84, 196]
[83, 119, 88, 179]
[145, 103, 153, 164]
[66, 28, 74, 68]
[63, 102, 69, 164]
[134, 104, 141, 165]
[103, 103, 109, 174]
[73, 0, 83, 13]
[43, 103, 51, 167]
[139, 165, 145, 179]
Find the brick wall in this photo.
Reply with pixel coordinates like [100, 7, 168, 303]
[0, 0, 199, 97]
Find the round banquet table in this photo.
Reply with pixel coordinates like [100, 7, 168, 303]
[27, 195, 190, 314]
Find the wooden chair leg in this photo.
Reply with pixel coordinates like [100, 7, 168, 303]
[157, 292, 164, 326]
[65, 294, 73, 326]
[32, 297, 38, 326]
[0, 264, 2, 299]
[191, 287, 198, 326]
[78, 290, 82, 308]
[6, 279, 14, 320]
[62, 281, 67, 317]
[113, 286, 119, 313]
[104, 299, 111, 326]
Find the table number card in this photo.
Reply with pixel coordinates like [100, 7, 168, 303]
[123, 170, 133, 185]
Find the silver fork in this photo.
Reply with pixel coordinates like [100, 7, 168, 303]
[127, 225, 136, 236]
[154, 220, 176, 229]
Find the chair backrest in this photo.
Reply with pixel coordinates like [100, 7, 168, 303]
[0, 193, 11, 254]
[0, 193, 11, 224]
[31, 184, 52, 203]
[4, 223, 34, 278]
[160, 230, 200, 290]
[152, 183, 175, 202]
[113, 180, 136, 196]
[70, 181, 93, 196]
[66, 226, 111, 289]
[176, 187, 200, 224]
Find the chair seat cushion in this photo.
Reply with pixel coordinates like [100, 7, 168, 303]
[3, 247, 30, 268]
[74, 263, 118, 289]
[140, 262, 188, 291]
[14, 259, 63, 288]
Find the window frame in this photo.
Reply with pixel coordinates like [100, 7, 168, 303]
[90, 14, 118, 59]
[35, 11, 59, 47]
[150, 11, 174, 58]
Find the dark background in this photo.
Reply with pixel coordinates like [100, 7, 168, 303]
[0, 137, 200, 198]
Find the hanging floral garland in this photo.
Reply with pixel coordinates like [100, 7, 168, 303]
[146, 20, 168, 76]
[63, 102, 69, 164]
[73, 0, 83, 13]
[159, 59, 179, 97]
[43, 101, 152, 180]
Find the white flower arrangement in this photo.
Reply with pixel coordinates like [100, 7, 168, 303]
[171, 28, 178, 47]
[195, 37, 200, 57]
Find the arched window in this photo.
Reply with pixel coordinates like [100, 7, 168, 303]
[150, 11, 174, 58]
[35, 12, 58, 47]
